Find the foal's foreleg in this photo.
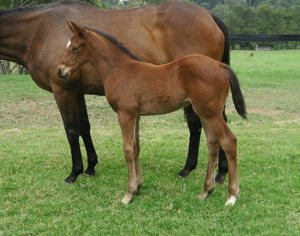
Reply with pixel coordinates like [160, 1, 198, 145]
[134, 116, 143, 193]
[118, 111, 139, 204]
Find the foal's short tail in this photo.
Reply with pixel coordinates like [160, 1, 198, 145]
[223, 65, 247, 119]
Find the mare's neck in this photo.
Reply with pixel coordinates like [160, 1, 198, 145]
[0, 12, 43, 68]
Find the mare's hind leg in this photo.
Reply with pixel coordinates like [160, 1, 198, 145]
[178, 105, 201, 178]
[118, 111, 139, 204]
[215, 108, 228, 185]
[179, 105, 229, 185]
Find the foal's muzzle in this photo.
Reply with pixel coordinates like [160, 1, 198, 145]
[57, 66, 70, 80]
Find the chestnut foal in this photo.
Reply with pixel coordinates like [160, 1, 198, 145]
[58, 22, 246, 206]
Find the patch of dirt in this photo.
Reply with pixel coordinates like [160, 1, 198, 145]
[225, 107, 281, 116]
[247, 108, 281, 116]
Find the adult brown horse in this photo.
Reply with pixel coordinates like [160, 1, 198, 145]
[57, 22, 246, 205]
[0, 0, 230, 184]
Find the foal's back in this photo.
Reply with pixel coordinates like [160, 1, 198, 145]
[105, 54, 228, 116]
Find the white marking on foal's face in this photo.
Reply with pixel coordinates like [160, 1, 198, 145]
[66, 39, 71, 49]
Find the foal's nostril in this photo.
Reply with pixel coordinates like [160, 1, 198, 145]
[58, 68, 62, 77]
[57, 67, 68, 79]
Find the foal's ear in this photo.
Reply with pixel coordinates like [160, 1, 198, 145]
[67, 21, 87, 39]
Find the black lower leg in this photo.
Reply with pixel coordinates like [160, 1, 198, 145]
[65, 128, 84, 183]
[79, 100, 98, 176]
[178, 105, 202, 178]
[81, 121, 98, 176]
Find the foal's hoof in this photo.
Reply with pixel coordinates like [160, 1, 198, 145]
[225, 195, 238, 206]
[121, 193, 134, 205]
[198, 188, 214, 201]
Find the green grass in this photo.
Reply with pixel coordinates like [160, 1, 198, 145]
[0, 50, 299, 235]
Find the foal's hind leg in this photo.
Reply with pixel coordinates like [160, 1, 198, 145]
[198, 119, 220, 200]
[215, 108, 228, 185]
[118, 111, 139, 204]
[201, 116, 239, 205]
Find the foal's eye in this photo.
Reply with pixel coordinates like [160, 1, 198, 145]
[72, 46, 79, 52]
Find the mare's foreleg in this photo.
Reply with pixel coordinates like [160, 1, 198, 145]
[53, 87, 87, 183]
[78, 95, 98, 177]
[118, 111, 139, 204]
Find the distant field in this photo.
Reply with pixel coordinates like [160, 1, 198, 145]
[0, 50, 299, 235]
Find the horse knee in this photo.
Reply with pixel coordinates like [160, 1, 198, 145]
[123, 145, 135, 162]
[66, 128, 79, 144]
[207, 141, 220, 158]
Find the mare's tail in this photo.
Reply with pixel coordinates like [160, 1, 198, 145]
[212, 14, 230, 65]
[223, 65, 247, 119]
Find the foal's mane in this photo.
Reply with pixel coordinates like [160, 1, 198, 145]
[0, 0, 88, 18]
[85, 27, 142, 62]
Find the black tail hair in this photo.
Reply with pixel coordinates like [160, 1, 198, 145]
[212, 14, 230, 66]
[223, 65, 247, 119]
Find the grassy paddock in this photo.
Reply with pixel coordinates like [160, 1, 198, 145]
[0, 50, 299, 235]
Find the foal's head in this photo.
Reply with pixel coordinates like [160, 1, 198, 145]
[57, 22, 91, 80]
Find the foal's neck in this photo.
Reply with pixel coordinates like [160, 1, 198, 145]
[89, 33, 138, 81]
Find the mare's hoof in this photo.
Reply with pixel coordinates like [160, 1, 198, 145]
[215, 171, 226, 185]
[177, 167, 192, 178]
[64, 177, 76, 184]
[64, 172, 81, 184]
[84, 169, 96, 177]
[225, 195, 238, 206]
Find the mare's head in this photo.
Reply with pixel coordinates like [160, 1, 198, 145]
[57, 22, 91, 80]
